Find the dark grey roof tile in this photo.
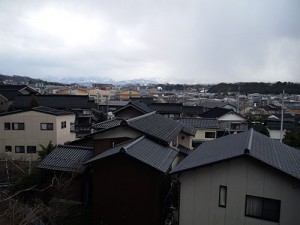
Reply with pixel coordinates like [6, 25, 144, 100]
[172, 129, 300, 180]
[92, 118, 124, 130]
[86, 136, 178, 173]
[178, 118, 219, 129]
[38, 145, 93, 173]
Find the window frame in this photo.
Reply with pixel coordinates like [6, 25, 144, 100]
[219, 185, 227, 208]
[40, 123, 54, 130]
[15, 146, 25, 153]
[12, 122, 25, 130]
[4, 122, 11, 130]
[61, 121, 66, 129]
[205, 131, 216, 139]
[5, 146, 12, 152]
[231, 123, 240, 130]
[245, 195, 281, 222]
[27, 146, 37, 153]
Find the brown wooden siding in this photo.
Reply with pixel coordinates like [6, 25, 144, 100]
[91, 154, 169, 225]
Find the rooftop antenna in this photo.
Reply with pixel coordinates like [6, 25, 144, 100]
[280, 90, 285, 143]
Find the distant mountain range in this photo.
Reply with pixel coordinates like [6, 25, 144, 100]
[55, 76, 161, 86]
[0, 73, 161, 87]
[1, 73, 299, 94]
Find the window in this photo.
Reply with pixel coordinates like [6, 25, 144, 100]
[219, 186, 227, 207]
[83, 110, 91, 115]
[231, 123, 240, 130]
[61, 121, 66, 129]
[15, 146, 25, 153]
[5, 146, 12, 152]
[41, 123, 53, 130]
[245, 195, 281, 222]
[205, 132, 216, 139]
[27, 146, 37, 153]
[4, 122, 11, 130]
[12, 123, 25, 130]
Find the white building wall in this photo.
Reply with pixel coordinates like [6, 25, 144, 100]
[179, 157, 300, 225]
[268, 129, 286, 140]
[177, 132, 193, 149]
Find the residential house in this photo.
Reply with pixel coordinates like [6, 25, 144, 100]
[85, 136, 179, 225]
[91, 111, 196, 153]
[182, 105, 205, 117]
[56, 87, 88, 95]
[97, 100, 129, 113]
[88, 89, 115, 104]
[12, 94, 97, 137]
[199, 102, 238, 112]
[116, 89, 140, 101]
[264, 114, 300, 140]
[0, 106, 76, 160]
[38, 145, 93, 203]
[172, 129, 300, 225]
[149, 103, 183, 119]
[0, 84, 38, 112]
[178, 118, 219, 147]
[200, 107, 248, 137]
[37, 110, 195, 224]
[112, 101, 153, 120]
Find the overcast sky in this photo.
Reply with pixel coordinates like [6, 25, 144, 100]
[0, 0, 299, 84]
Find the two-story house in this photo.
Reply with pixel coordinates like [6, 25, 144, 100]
[172, 129, 300, 225]
[178, 118, 219, 147]
[0, 106, 76, 160]
[200, 107, 248, 137]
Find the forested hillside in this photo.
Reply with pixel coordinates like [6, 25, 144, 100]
[208, 82, 300, 94]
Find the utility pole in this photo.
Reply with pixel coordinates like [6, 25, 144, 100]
[237, 85, 240, 113]
[280, 90, 285, 143]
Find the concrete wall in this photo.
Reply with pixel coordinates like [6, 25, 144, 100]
[179, 157, 300, 225]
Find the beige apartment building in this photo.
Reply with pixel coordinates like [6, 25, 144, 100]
[0, 106, 76, 160]
[116, 90, 140, 101]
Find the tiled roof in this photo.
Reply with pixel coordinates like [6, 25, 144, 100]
[0, 106, 72, 117]
[0, 85, 28, 90]
[182, 106, 205, 115]
[66, 137, 94, 147]
[112, 101, 153, 117]
[172, 129, 300, 180]
[131, 101, 153, 113]
[0, 90, 21, 101]
[38, 145, 94, 173]
[149, 103, 183, 114]
[92, 118, 124, 130]
[91, 112, 196, 143]
[85, 136, 178, 173]
[98, 100, 129, 106]
[199, 102, 236, 109]
[200, 107, 233, 118]
[177, 144, 192, 155]
[127, 112, 195, 143]
[32, 106, 73, 116]
[178, 118, 219, 129]
[13, 95, 94, 109]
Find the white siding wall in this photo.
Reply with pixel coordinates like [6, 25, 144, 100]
[179, 157, 300, 225]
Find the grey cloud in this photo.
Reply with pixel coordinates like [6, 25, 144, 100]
[0, 0, 299, 83]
